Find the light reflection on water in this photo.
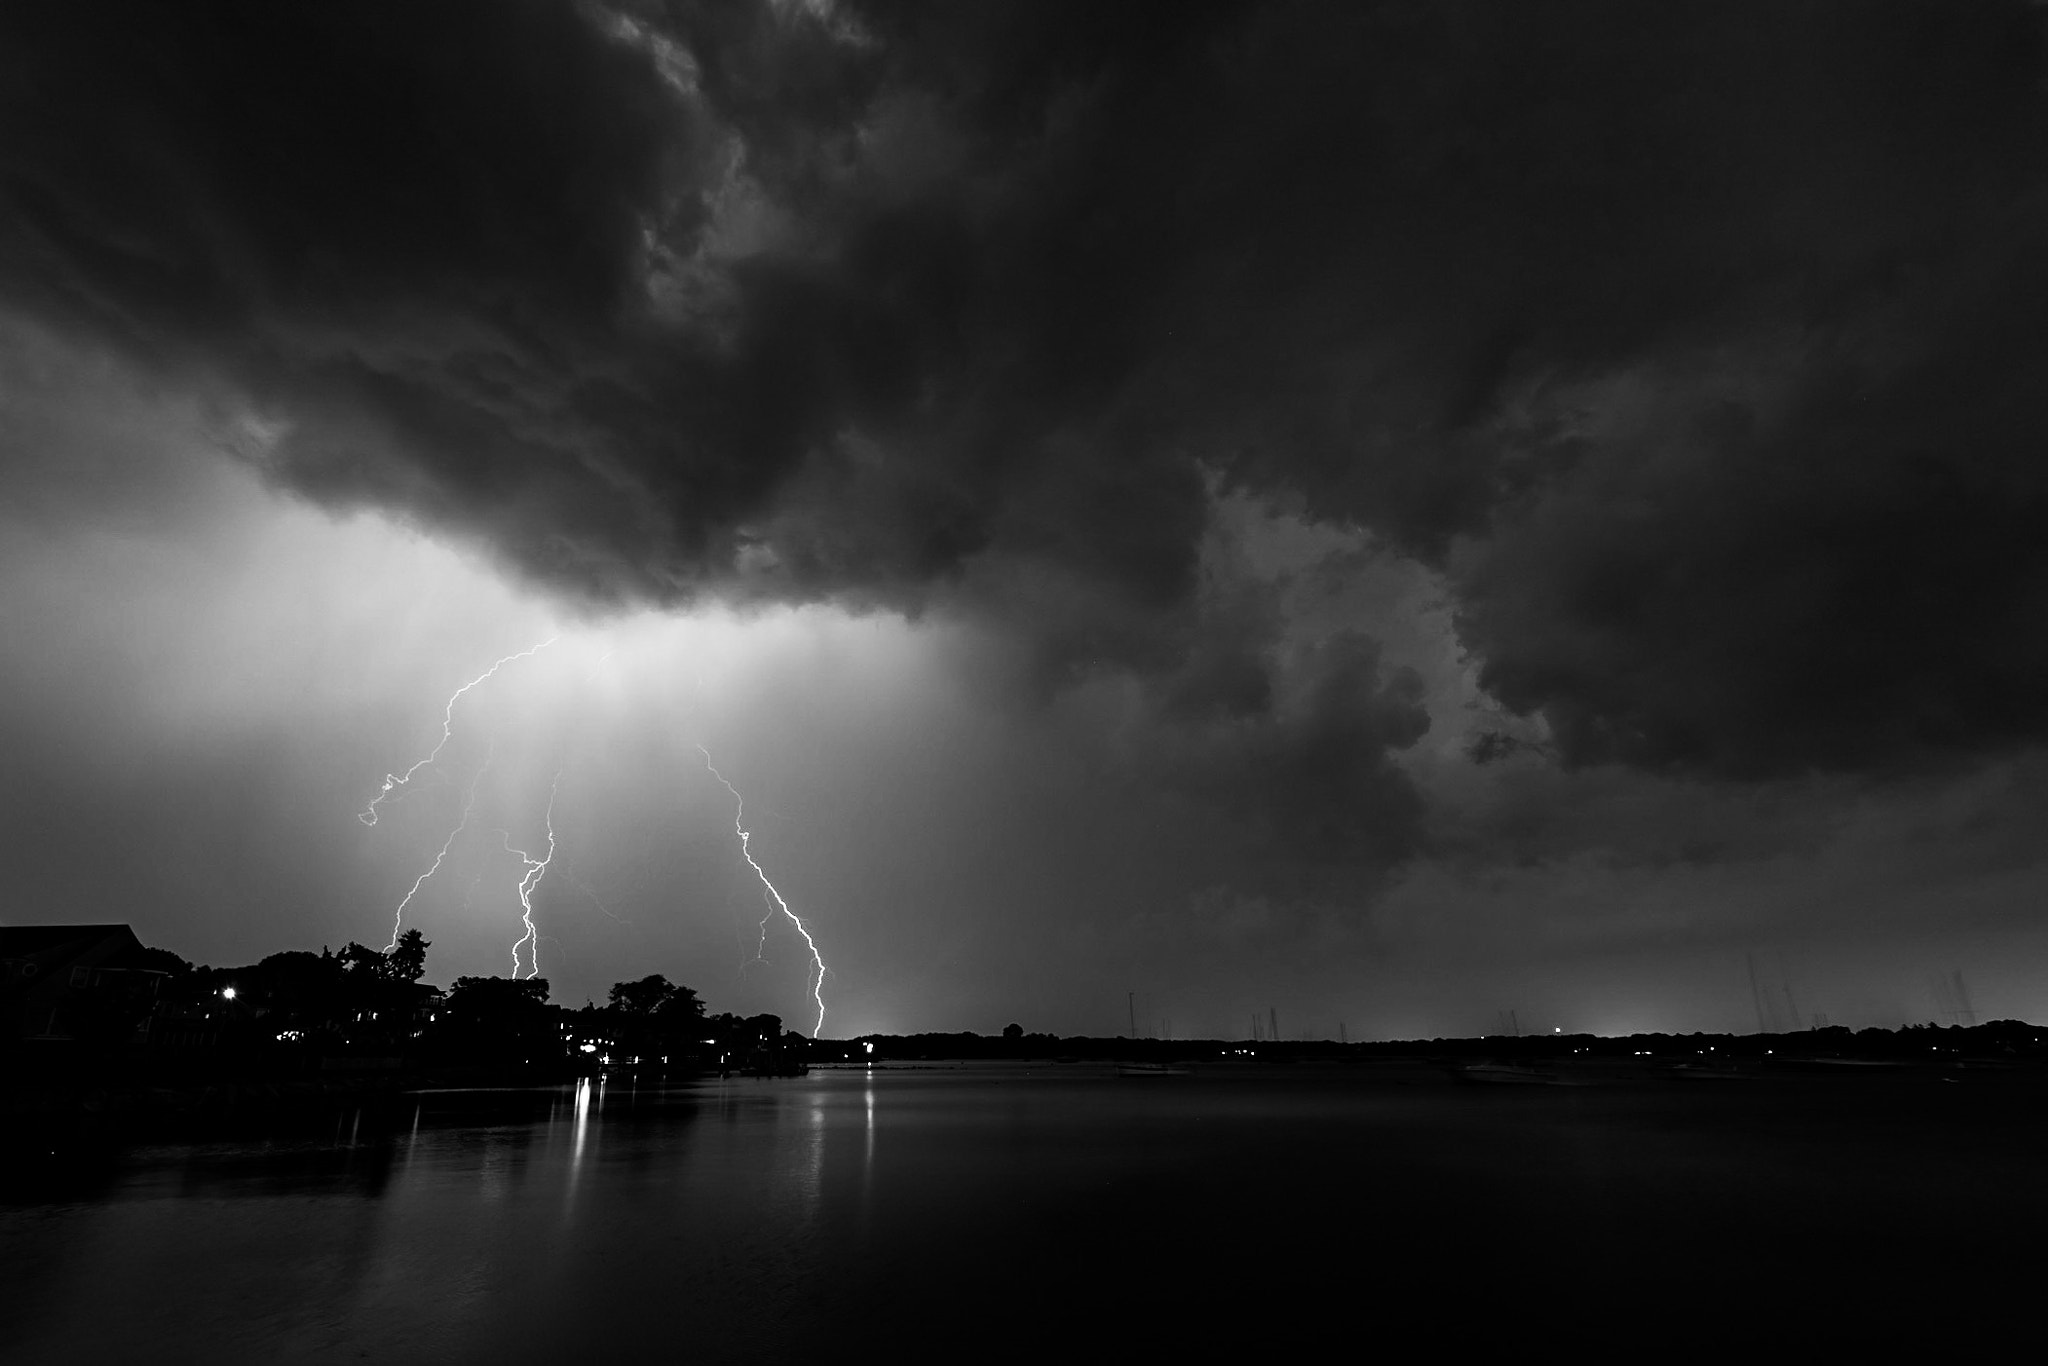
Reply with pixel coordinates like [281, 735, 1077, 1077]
[564, 1077, 592, 1213]
[3, 1064, 2046, 1360]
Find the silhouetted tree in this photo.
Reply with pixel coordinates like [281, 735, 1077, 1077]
[435, 976, 557, 1068]
[134, 946, 194, 981]
[608, 973, 700, 1019]
[248, 949, 344, 1037]
[337, 941, 385, 979]
[599, 974, 706, 1070]
[386, 928, 429, 983]
[446, 975, 551, 1018]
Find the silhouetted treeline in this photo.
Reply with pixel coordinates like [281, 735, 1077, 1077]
[17, 923, 2048, 1090]
[812, 1019, 2048, 1067]
[5, 928, 806, 1090]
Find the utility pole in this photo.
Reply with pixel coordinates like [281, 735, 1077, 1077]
[1128, 992, 1136, 1039]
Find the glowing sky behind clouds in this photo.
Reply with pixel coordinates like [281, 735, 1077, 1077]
[7, 2, 2048, 1036]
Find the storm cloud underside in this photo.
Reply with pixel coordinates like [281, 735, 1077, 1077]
[6, 1, 2048, 1031]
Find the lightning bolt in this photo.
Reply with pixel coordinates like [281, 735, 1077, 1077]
[699, 745, 827, 1036]
[359, 637, 556, 826]
[501, 773, 562, 980]
[565, 868, 632, 926]
[383, 740, 493, 951]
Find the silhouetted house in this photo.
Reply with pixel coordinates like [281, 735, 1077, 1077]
[0, 924, 166, 1049]
[400, 982, 444, 1038]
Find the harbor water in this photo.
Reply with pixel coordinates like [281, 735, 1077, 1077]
[4, 1062, 2044, 1360]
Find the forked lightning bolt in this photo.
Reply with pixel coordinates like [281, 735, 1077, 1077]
[359, 638, 556, 826]
[383, 740, 493, 951]
[501, 773, 561, 980]
[699, 745, 827, 1036]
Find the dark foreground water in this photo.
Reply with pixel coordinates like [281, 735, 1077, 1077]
[5, 1062, 2046, 1361]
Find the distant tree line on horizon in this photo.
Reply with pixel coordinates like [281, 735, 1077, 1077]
[112, 930, 807, 1079]
[20, 925, 2048, 1077]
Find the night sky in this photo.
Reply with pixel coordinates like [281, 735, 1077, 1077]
[6, 1, 2048, 1039]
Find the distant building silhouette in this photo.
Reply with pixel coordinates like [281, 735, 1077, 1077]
[0, 924, 165, 1047]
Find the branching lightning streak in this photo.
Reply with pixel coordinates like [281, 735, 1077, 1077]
[501, 773, 561, 980]
[566, 870, 632, 926]
[698, 745, 827, 1036]
[383, 740, 493, 951]
[359, 638, 556, 826]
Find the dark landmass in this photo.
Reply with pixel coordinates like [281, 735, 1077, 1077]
[9, 921, 2046, 1163]
[2, 924, 803, 1157]
[830, 1017, 2048, 1068]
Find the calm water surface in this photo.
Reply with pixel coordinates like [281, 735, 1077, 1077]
[4, 1063, 2045, 1360]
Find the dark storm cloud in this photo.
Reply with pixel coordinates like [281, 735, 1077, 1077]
[4, 0, 2046, 785]
[1149, 630, 1431, 871]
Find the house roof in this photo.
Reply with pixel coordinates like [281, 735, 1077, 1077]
[0, 924, 146, 963]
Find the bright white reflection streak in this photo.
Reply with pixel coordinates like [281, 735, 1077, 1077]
[804, 1094, 826, 1213]
[565, 1076, 594, 1215]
